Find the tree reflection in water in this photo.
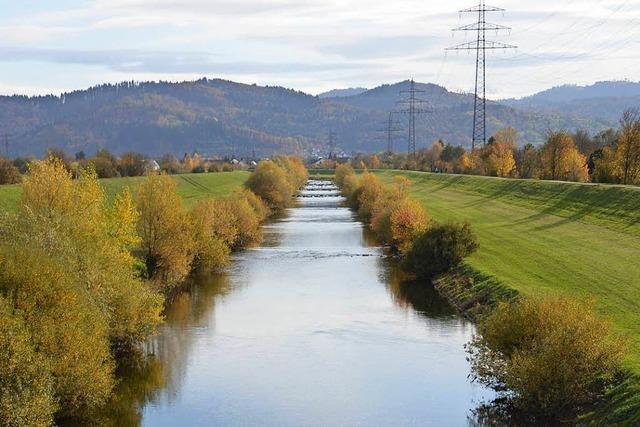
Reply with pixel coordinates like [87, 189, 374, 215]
[85, 271, 234, 426]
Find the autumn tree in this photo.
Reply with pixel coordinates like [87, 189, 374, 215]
[137, 173, 196, 288]
[0, 158, 165, 417]
[370, 176, 412, 243]
[592, 146, 620, 184]
[357, 172, 384, 221]
[514, 143, 539, 179]
[90, 149, 120, 178]
[246, 160, 293, 210]
[0, 156, 21, 184]
[390, 198, 430, 253]
[615, 109, 640, 185]
[539, 131, 589, 182]
[0, 296, 56, 427]
[335, 163, 355, 188]
[160, 154, 181, 175]
[467, 297, 626, 420]
[119, 152, 147, 177]
[483, 128, 518, 177]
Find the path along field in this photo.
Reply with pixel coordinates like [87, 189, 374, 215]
[375, 170, 640, 373]
[0, 171, 250, 213]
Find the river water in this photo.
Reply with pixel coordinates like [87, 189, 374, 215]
[107, 180, 493, 426]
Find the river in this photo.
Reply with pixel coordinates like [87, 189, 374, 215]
[106, 180, 494, 426]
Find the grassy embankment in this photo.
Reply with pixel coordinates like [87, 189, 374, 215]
[371, 170, 640, 424]
[373, 171, 640, 371]
[0, 171, 250, 213]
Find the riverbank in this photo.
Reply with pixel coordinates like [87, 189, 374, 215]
[0, 170, 250, 212]
[372, 169, 640, 373]
[366, 169, 640, 425]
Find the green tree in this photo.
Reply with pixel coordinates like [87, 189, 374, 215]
[403, 222, 478, 278]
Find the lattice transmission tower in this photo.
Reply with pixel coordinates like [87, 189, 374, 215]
[327, 130, 338, 158]
[376, 112, 403, 154]
[397, 80, 431, 156]
[446, 0, 516, 151]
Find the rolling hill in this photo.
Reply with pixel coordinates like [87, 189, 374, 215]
[0, 78, 617, 158]
[502, 81, 640, 123]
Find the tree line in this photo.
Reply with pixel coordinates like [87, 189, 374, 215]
[0, 156, 307, 425]
[318, 109, 640, 186]
[0, 148, 253, 185]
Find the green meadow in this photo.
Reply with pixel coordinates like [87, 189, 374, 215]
[374, 170, 640, 372]
[0, 171, 250, 213]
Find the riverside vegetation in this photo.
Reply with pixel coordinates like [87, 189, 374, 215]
[0, 156, 307, 426]
[334, 163, 633, 424]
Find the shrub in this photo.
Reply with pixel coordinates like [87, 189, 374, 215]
[239, 189, 270, 222]
[274, 156, 308, 190]
[370, 176, 412, 245]
[0, 249, 115, 417]
[228, 197, 263, 250]
[136, 173, 196, 288]
[403, 222, 478, 278]
[341, 173, 361, 206]
[334, 163, 355, 188]
[467, 296, 627, 420]
[0, 297, 56, 427]
[390, 198, 429, 253]
[0, 157, 21, 184]
[357, 172, 384, 221]
[4, 157, 162, 364]
[245, 160, 292, 210]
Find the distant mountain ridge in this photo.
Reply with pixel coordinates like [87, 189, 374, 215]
[503, 81, 640, 105]
[318, 87, 368, 98]
[501, 81, 640, 123]
[0, 78, 619, 158]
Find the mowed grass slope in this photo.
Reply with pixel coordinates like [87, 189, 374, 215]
[0, 171, 250, 213]
[375, 170, 640, 372]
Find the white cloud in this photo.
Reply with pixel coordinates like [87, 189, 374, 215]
[0, 0, 639, 97]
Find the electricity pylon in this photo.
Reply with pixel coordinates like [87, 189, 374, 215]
[446, 0, 516, 151]
[396, 79, 431, 156]
[376, 112, 403, 154]
[327, 130, 337, 158]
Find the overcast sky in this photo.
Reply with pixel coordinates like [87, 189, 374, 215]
[0, 0, 639, 99]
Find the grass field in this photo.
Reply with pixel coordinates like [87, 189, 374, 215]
[374, 170, 640, 372]
[0, 171, 250, 213]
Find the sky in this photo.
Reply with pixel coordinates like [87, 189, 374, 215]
[0, 0, 639, 99]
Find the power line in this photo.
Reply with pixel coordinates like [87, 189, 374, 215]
[446, 0, 516, 151]
[396, 79, 431, 156]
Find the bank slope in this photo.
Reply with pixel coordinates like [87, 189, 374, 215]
[374, 170, 640, 372]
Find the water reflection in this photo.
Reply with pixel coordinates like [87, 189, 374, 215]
[102, 180, 494, 426]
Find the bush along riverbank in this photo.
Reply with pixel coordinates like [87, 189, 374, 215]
[0, 156, 307, 426]
[334, 163, 637, 426]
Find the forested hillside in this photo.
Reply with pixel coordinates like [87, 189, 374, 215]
[0, 78, 614, 157]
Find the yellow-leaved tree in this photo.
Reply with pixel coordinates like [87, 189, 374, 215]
[136, 173, 196, 289]
[390, 199, 430, 253]
[539, 131, 589, 182]
[0, 157, 163, 418]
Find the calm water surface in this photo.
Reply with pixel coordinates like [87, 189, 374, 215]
[109, 180, 493, 426]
